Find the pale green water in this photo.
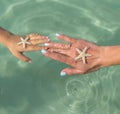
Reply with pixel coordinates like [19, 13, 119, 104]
[0, 0, 120, 114]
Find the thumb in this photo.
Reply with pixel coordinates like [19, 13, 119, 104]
[60, 68, 85, 76]
[13, 52, 32, 63]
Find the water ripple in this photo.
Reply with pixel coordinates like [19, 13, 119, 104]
[64, 67, 120, 114]
[65, 78, 90, 100]
[0, 0, 30, 18]
[0, 0, 116, 40]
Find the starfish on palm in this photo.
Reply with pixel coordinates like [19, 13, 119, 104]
[75, 47, 92, 64]
[17, 37, 31, 48]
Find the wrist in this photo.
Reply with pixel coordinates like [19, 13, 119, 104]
[101, 46, 120, 67]
[0, 27, 13, 46]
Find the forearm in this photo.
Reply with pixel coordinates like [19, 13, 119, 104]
[102, 46, 120, 67]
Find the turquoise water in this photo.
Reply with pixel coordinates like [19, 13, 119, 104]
[0, 0, 120, 114]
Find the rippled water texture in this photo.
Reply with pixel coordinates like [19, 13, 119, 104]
[0, 0, 120, 114]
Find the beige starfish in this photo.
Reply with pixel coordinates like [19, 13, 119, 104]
[17, 37, 31, 48]
[75, 47, 92, 64]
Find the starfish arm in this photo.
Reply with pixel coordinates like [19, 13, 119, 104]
[82, 56, 86, 64]
[76, 48, 82, 53]
[26, 42, 31, 45]
[75, 55, 81, 60]
[86, 53, 92, 57]
[83, 47, 88, 53]
[24, 38, 27, 41]
[21, 38, 24, 41]
[17, 42, 22, 45]
[23, 43, 26, 48]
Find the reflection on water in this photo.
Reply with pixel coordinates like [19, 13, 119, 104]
[0, 0, 120, 114]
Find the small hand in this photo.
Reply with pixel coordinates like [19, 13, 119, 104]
[6, 33, 50, 62]
[42, 34, 104, 76]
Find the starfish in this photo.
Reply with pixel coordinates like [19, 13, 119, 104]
[75, 47, 92, 64]
[17, 37, 31, 48]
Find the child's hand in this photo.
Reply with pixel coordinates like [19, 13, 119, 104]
[0, 27, 50, 62]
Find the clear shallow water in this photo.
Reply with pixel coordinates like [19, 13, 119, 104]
[0, 0, 120, 114]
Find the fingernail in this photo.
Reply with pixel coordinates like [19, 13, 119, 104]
[44, 43, 49, 46]
[55, 33, 60, 37]
[41, 49, 47, 54]
[26, 59, 32, 63]
[28, 60, 32, 63]
[60, 71, 66, 76]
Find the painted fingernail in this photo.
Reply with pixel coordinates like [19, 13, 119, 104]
[44, 43, 50, 46]
[41, 49, 47, 54]
[60, 71, 66, 76]
[55, 33, 60, 37]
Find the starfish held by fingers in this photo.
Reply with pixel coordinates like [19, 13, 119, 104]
[75, 47, 92, 64]
[17, 37, 31, 48]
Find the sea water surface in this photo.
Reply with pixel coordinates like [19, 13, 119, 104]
[0, 0, 120, 114]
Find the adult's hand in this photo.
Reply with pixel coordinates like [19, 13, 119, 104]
[42, 34, 105, 76]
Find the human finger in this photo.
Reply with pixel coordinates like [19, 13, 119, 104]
[28, 34, 50, 40]
[44, 42, 71, 49]
[87, 66, 100, 73]
[24, 45, 47, 51]
[56, 33, 76, 43]
[31, 38, 50, 45]
[41, 49, 75, 65]
[48, 48, 71, 57]
[13, 51, 31, 62]
[60, 68, 85, 76]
